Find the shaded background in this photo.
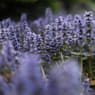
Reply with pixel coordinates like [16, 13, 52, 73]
[0, 0, 95, 20]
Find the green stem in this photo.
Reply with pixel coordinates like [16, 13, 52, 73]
[80, 47, 83, 75]
[60, 52, 64, 63]
[88, 56, 92, 79]
[41, 66, 47, 79]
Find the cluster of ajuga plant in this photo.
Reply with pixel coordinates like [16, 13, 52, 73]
[0, 50, 81, 95]
[0, 8, 93, 95]
[0, 8, 95, 62]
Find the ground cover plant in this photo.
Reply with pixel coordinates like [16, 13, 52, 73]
[0, 8, 94, 95]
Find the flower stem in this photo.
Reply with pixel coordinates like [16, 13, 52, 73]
[41, 66, 47, 80]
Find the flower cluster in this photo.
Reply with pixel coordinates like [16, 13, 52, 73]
[0, 8, 93, 95]
[0, 10, 95, 62]
[0, 53, 81, 95]
[44, 11, 95, 54]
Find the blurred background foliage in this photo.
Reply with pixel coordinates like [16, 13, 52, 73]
[0, 0, 95, 20]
